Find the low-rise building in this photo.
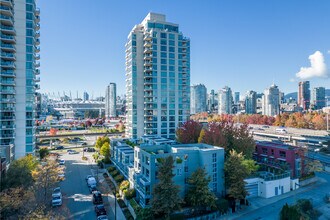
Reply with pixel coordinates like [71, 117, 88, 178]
[110, 139, 225, 208]
[253, 141, 303, 178]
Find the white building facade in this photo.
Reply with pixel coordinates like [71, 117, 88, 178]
[125, 13, 190, 139]
[0, 0, 40, 161]
[262, 84, 280, 116]
[190, 84, 207, 114]
[218, 86, 233, 114]
[105, 82, 116, 118]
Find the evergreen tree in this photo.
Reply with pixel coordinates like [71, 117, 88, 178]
[185, 167, 217, 212]
[151, 156, 181, 218]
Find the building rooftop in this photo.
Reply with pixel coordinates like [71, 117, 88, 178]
[256, 141, 296, 150]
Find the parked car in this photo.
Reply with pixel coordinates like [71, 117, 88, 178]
[93, 191, 103, 204]
[52, 187, 62, 197]
[52, 194, 62, 207]
[87, 177, 97, 187]
[85, 175, 93, 182]
[59, 160, 65, 165]
[83, 147, 95, 152]
[55, 146, 64, 150]
[68, 149, 78, 154]
[58, 172, 65, 181]
[276, 128, 287, 134]
[89, 185, 98, 194]
[97, 215, 108, 220]
[262, 125, 270, 128]
[81, 142, 87, 146]
[95, 204, 107, 216]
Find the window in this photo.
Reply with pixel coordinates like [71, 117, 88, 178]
[146, 169, 150, 177]
[161, 33, 167, 38]
[262, 148, 268, 154]
[279, 151, 286, 158]
[184, 166, 188, 172]
[271, 149, 274, 155]
[176, 168, 182, 176]
[212, 153, 217, 162]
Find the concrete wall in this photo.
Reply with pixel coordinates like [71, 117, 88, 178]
[259, 176, 291, 198]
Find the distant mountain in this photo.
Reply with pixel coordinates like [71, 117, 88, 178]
[284, 89, 330, 101]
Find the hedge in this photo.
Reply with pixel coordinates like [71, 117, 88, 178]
[108, 166, 116, 172]
[114, 175, 124, 184]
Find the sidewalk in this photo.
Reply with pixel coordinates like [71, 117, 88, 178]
[96, 170, 126, 220]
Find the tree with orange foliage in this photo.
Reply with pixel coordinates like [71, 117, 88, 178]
[312, 113, 326, 130]
[49, 128, 58, 136]
[176, 120, 203, 144]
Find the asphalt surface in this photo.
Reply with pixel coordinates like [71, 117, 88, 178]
[57, 151, 106, 220]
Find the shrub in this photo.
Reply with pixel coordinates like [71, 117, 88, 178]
[123, 209, 134, 220]
[120, 180, 130, 191]
[129, 198, 141, 213]
[117, 199, 126, 208]
[82, 156, 88, 161]
[170, 213, 185, 220]
[114, 175, 124, 184]
[108, 166, 116, 172]
[110, 170, 119, 177]
[124, 188, 136, 200]
[103, 157, 111, 164]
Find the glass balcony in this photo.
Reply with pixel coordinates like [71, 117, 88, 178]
[0, 106, 14, 112]
[0, 88, 15, 94]
[0, 5, 13, 16]
[34, 77, 40, 82]
[0, 25, 15, 34]
[35, 8, 40, 16]
[35, 15, 40, 23]
[1, 43, 16, 52]
[35, 69, 40, 75]
[0, 14, 13, 25]
[35, 23, 40, 31]
[1, 0, 13, 7]
[35, 31, 40, 38]
[0, 70, 15, 77]
[35, 38, 40, 45]
[34, 54, 40, 60]
[1, 52, 15, 60]
[34, 61, 40, 68]
[35, 46, 40, 52]
[1, 79, 15, 85]
[1, 61, 15, 68]
[0, 98, 15, 103]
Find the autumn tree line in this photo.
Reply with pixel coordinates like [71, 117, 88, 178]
[191, 112, 328, 130]
[0, 154, 66, 219]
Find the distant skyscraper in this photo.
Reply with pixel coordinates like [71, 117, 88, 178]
[0, 0, 40, 162]
[190, 84, 207, 114]
[218, 86, 233, 114]
[83, 91, 89, 101]
[125, 13, 190, 139]
[312, 87, 326, 110]
[235, 92, 240, 104]
[105, 83, 116, 118]
[245, 91, 257, 114]
[262, 84, 280, 116]
[298, 81, 310, 110]
[209, 89, 215, 111]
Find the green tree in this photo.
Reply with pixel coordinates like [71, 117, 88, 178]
[4, 155, 37, 189]
[224, 150, 249, 200]
[242, 159, 259, 175]
[95, 136, 110, 150]
[100, 142, 110, 158]
[305, 160, 323, 174]
[216, 198, 229, 214]
[280, 203, 301, 220]
[185, 167, 217, 212]
[151, 156, 182, 218]
[136, 208, 153, 220]
[39, 147, 49, 160]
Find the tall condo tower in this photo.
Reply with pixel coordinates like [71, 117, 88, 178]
[125, 13, 190, 139]
[105, 83, 117, 118]
[190, 84, 207, 114]
[0, 0, 40, 162]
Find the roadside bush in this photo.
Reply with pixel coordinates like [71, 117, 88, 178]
[216, 198, 229, 214]
[123, 209, 134, 220]
[110, 170, 119, 177]
[170, 213, 185, 220]
[102, 157, 111, 164]
[81, 156, 88, 161]
[108, 166, 116, 172]
[114, 175, 124, 184]
[117, 199, 126, 208]
[120, 180, 130, 191]
[97, 160, 104, 168]
[129, 198, 141, 213]
[92, 153, 99, 161]
[124, 188, 136, 200]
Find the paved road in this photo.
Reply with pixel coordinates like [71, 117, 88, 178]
[231, 172, 330, 220]
[58, 151, 105, 219]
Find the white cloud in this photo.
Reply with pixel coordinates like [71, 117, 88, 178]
[295, 51, 328, 79]
[289, 78, 296, 82]
[328, 50, 330, 54]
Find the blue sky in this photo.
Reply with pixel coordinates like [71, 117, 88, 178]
[39, 0, 330, 97]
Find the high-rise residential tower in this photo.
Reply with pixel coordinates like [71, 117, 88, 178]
[105, 83, 116, 118]
[234, 92, 240, 104]
[218, 86, 233, 114]
[83, 91, 89, 101]
[0, 0, 40, 162]
[208, 89, 215, 112]
[311, 87, 326, 110]
[245, 90, 257, 114]
[190, 84, 207, 114]
[262, 84, 280, 116]
[125, 13, 190, 139]
[298, 81, 310, 110]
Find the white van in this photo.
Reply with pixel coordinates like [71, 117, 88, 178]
[276, 128, 287, 134]
[87, 177, 97, 187]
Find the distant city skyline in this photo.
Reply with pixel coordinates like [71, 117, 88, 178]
[38, 0, 330, 95]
